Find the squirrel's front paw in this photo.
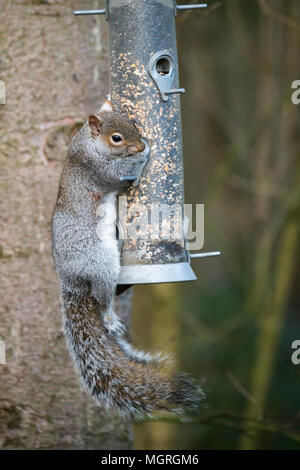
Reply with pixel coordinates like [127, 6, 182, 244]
[121, 143, 150, 186]
[104, 312, 126, 336]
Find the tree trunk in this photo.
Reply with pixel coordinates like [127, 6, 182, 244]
[0, 0, 133, 449]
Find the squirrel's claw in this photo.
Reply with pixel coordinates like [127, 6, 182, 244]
[132, 141, 150, 187]
[119, 141, 150, 186]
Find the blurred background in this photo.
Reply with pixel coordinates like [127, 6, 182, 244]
[0, 0, 299, 450]
[134, 0, 300, 450]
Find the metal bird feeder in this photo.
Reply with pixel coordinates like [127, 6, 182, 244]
[74, 0, 220, 286]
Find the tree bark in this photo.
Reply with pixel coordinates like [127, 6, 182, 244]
[0, 0, 133, 449]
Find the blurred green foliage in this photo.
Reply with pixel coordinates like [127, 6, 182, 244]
[134, 0, 300, 450]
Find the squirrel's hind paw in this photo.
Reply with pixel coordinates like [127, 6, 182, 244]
[103, 311, 126, 336]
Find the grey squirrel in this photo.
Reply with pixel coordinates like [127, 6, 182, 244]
[52, 99, 204, 420]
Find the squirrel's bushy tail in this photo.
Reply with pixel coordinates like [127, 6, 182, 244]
[62, 292, 204, 420]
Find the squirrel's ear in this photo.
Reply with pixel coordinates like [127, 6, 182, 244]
[99, 99, 113, 113]
[89, 115, 103, 138]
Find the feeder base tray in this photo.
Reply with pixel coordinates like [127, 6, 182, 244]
[118, 262, 197, 285]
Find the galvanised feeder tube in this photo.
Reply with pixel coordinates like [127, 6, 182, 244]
[108, 0, 196, 285]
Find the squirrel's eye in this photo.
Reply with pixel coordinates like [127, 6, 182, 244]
[111, 133, 124, 145]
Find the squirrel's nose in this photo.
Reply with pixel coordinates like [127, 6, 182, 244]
[128, 142, 145, 154]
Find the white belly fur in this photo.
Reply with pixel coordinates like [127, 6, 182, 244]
[96, 191, 119, 253]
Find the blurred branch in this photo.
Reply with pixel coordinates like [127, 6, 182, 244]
[228, 174, 287, 199]
[180, 308, 247, 344]
[239, 26, 300, 438]
[226, 371, 259, 407]
[197, 75, 246, 143]
[138, 410, 300, 444]
[240, 217, 300, 449]
[181, 163, 300, 345]
[206, 102, 277, 208]
[226, 0, 257, 66]
[148, 284, 180, 449]
[176, 1, 222, 24]
[257, 0, 300, 31]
